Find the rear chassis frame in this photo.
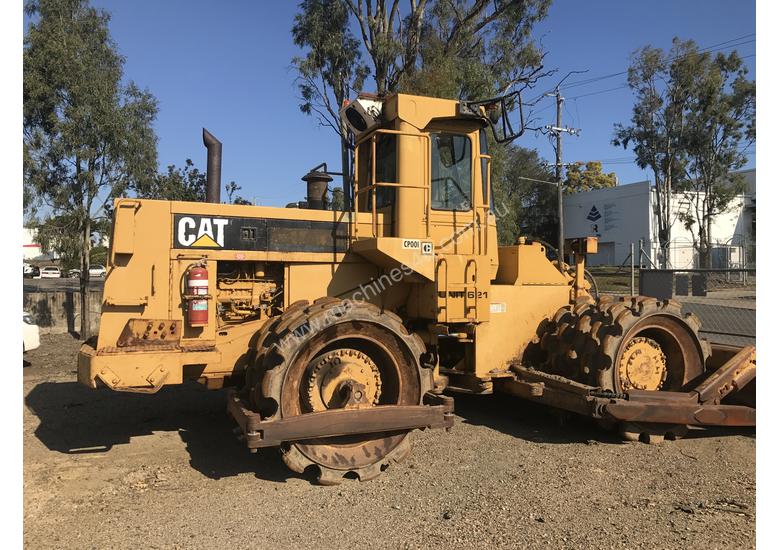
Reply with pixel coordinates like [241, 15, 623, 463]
[496, 343, 756, 428]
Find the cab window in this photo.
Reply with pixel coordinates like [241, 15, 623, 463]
[431, 133, 472, 211]
[357, 134, 397, 211]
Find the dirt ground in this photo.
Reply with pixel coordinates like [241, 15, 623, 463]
[23, 334, 755, 549]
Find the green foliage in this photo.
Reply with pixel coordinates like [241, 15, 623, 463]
[291, 0, 553, 241]
[32, 211, 86, 269]
[330, 187, 345, 211]
[225, 180, 251, 205]
[614, 38, 755, 268]
[90, 245, 108, 267]
[563, 161, 617, 194]
[337, 0, 550, 97]
[24, 0, 159, 246]
[675, 49, 754, 267]
[399, 0, 550, 99]
[491, 145, 557, 245]
[400, 1, 553, 244]
[135, 160, 251, 205]
[613, 40, 693, 266]
[24, 0, 158, 336]
[292, 0, 369, 134]
[136, 159, 205, 202]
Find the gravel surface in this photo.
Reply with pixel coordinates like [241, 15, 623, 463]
[24, 334, 755, 549]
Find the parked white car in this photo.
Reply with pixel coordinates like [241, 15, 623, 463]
[39, 266, 61, 279]
[89, 264, 107, 278]
[23, 312, 40, 353]
[66, 265, 107, 278]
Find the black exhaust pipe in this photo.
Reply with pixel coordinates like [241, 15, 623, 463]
[202, 128, 222, 203]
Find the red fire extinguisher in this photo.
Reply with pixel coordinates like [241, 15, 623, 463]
[186, 264, 209, 327]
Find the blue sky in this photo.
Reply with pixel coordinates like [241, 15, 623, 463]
[36, 0, 755, 206]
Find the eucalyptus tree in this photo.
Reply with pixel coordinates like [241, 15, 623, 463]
[24, 0, 158, 336]
[614, 39, 754, 268]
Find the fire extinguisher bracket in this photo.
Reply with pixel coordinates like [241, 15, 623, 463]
[185, 264, 211, 326]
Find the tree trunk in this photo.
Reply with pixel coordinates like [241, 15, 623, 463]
[705, 212, 713, 269]
[664, 176, 671, 268]
[80, 217, 92, 338]
[698, 226, 709, 269]
[653, 177, 669, 268]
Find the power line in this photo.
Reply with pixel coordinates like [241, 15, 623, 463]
[568, 85, 628, 100]
[517, 175, 557, 185]
[561, 47, 754, 102]
[559, 33, 756, 91]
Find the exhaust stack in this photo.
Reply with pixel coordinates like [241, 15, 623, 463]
[202, 128, 222, 203]
[302, 169, 333, 210]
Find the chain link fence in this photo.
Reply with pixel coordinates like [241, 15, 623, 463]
[639, 268, 755, 347]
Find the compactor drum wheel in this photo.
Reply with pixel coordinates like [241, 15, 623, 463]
[252, 298, 431, 485]
[539, 296, 711, 441]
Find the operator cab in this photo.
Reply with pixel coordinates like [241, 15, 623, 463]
[342, 93, 504, 247]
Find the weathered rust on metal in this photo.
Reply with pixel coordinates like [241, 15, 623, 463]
[439, 368, 494, 394]
[510, 365, 594, 396]
[227, 389, 454, 449]
[502, 366, 600, 417]
[76, 92, 757, 484]
[493, 378, 544, 399]
[601, 395, 755, 427]
[503, 361, 756, 429]
[117, 319, 181, 347]
[695, 345, 756, 404]
[96, 342, 215, 355]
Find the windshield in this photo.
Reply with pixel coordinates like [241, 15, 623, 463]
[431, 133, 472, 211]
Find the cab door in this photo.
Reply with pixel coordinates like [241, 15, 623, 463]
[429, 130, 490, 322]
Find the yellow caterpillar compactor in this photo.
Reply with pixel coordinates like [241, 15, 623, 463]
[77, 92, 755, 484]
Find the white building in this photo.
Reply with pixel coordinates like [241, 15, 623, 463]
[23, 227, 43, 261]
[563, 169, 755, 269]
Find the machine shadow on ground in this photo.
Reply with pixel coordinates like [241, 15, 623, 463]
[450, 390, 755, 444]
[24, 381, 311, 484]
[450, 391, 622, 445]
[26, 380, 754, 483]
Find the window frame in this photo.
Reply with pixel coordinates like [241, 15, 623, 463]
[430, 131, 474, 212]
[355, 133, 398, 212]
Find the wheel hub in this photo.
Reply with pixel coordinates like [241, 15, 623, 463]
[304, 349, 381, 412]
[618, 336, 667, 392]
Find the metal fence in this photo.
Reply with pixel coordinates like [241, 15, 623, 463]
[638, 268, 755, 347]
[641, 237, 755, 270]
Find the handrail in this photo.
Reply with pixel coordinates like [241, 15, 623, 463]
[436, 257, 448, 321]
[352, 128, 431, 239]
[465, 258, 477, 315]
[479, 154, 492, 253]
[355, 182, 429, 192]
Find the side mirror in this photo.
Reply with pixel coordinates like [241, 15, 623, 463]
[459, 91, 525, 144]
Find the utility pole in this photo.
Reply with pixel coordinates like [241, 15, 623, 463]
[544, 89, 580, 272]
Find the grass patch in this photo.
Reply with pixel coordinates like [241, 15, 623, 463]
[587, 266, 634, 292]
